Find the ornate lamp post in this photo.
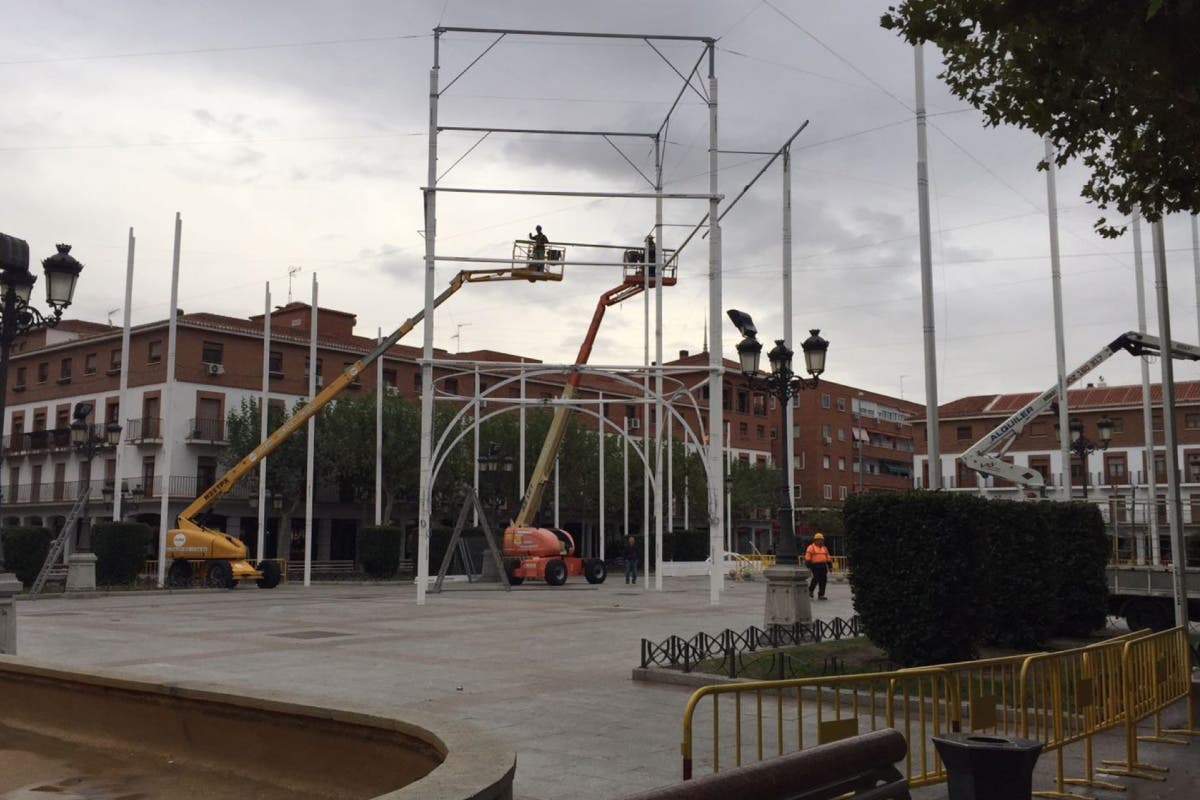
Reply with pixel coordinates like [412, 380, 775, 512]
[727, 309, 828, 624]
[69, 402, 122, 551]
[0, 236, 83, 562]
[477, 442, 515, 528]
[1057, 416, 1113, 498]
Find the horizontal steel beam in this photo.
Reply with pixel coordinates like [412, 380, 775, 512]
[437, 26, 713, 43]
[427, 186, 719, 200]
[440, 125, 655, 139]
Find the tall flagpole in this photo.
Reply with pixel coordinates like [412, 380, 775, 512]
[113, 228, 135, 523]
[257, 283, 271, 560]
[156, 214, 182, 587]
[1131, 212, 1158, 564]
[598, 391, 605, 561]
[304, 275, 317, 586]
[1044, 136, 1071, 500]
[914, 44, 942, 489]
[376, 327, 383, 526]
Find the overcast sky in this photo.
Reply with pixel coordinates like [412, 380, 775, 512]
[4, 0, 1197, 406]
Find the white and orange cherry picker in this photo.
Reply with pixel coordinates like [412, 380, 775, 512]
[502, 245, 676, 586]
[164, 259, 564, 589]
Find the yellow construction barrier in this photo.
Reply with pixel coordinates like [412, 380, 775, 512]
[1098, 626, 1199, 782]
[680, 628, 1192, 794]
[1016, 631, 1148, 798]
[680, 669, 957, 787]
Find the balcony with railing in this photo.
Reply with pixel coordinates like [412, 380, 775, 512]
[3, 475, 343, 507]
[186, 417, 226, 444]
[3, 428, 74, 456]
[125, 417, 163, 444]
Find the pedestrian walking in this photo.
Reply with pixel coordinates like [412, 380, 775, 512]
[624, 535, 639, 584]
[804, 532, 831, 600]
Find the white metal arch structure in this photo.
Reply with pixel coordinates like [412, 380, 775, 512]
[420, 27, 724, 605]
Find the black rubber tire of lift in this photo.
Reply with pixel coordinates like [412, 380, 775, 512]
[544, 559, 568, 587]
[256, 560, 282, 589]
[166, 559, 193, 588]
[205, 560, 237, 590]
[506, 559, 525, 586]
[584, 558, 607, 585]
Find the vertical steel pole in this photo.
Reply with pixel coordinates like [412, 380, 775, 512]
[417, 32, 440, 605]
[667, 409, 674, 536]
[304, 275, 317, 587]
[113, 229, 135, 523]
[1192, 215, 1200, 345]
[914, 45, 941, 490]
[643, 231, 650, 589]
[1044, 136, 1072, 500]
[257, 283, 271, 560]
[623, 416, 630, 540]
[1132, 211, 1158, 564]
[156, 213, 182, 587]
[1151, 220, 1190, 627]
[706, 42, 724, 605]
[725, 421, 732, 557]
[782, 145, 796, 534]
[375, 327, 383, 526]
[599, 391, 605, 561]
[519, 361, 526, 508]
[473, 366, 480, 526]
[554, 457, 561, 529]
[654, 135, 665, 591]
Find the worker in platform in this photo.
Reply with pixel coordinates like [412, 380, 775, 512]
[528, 224, 549, 271]
[804, 532, 831, 600]
[644, 233, 656, 276]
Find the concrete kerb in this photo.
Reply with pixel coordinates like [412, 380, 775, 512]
[0, 655, 516, 800]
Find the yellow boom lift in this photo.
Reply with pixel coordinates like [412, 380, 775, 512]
[164, 261, 563, 589]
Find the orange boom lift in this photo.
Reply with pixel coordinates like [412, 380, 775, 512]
[503, 248, 676, 586]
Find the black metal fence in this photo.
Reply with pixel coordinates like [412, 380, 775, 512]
[640, 616, 864, 677]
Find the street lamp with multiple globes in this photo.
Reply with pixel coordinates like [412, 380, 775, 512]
[477, 442, 515, 527]
[1057, 416, 1113, 498]
[69, 402, 122, 550]
[727, 309, 829, 567]
[0, 235, 84, 537]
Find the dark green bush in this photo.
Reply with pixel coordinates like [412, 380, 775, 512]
[93, 522, 153, 585]
[976, 501, 1056, 648]
[844, 491, 983, 666]
[1039, 502, 1109, 637]
[0, 526, 53, 588]
[844, 492, 1110, 666]
[359, 525, 403, 578]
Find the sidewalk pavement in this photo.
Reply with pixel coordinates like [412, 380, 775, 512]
[11, 574, 1198, 799]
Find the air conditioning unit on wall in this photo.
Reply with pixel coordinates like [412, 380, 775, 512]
[206, 363, 225, 376]
[385, 385, 400, 397]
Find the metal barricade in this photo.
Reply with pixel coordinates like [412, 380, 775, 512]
[1099, 626, 1200, 782]
[681, 669, 955, 788]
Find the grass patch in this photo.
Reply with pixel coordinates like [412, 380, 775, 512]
[694, 637, 893, 680]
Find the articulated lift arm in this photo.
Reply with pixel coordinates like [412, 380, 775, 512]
[513, 278, 652, 527]
[176, 267, 559, 532]
[960, 331, 1200, 492]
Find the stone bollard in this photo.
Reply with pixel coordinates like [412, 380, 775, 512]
[66, 552, 98, 592]
[0, 572, 20, 655]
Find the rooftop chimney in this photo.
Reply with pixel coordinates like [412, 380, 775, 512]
[679, 349, 689, 359]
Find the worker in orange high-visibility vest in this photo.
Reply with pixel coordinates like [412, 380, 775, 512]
[804, 532, 831, 600]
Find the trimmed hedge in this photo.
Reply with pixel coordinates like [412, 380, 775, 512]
[1, 526, 53, 588]
[844, 491, 1109, 666]
[93, 522, 153, 585]
[359, 525, 403, 578]
[1040, 502, 1109, 637]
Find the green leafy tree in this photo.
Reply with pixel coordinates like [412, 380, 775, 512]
[882, 1, 1200, 235]
[223, 398, 309, 527]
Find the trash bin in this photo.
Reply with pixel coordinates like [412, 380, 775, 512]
[932, 732, 1043, 800]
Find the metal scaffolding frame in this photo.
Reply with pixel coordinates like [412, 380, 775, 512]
[417, 26, 725, 604]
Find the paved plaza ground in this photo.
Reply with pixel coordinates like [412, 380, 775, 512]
[10, 574, 1199, 799]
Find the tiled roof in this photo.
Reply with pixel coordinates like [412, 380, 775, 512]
[937, 381, 1200, 418]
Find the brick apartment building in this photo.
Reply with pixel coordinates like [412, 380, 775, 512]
[0, 304, 919, 565]
[912, 379, 1200, 544]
